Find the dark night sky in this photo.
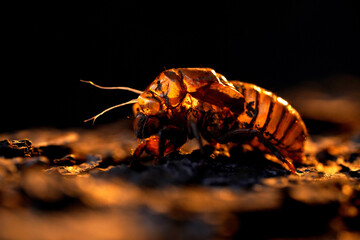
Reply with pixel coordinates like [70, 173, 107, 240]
[2, 1, 359, 132]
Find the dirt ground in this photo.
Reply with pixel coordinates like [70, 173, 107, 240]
[1, 81, 360, 240]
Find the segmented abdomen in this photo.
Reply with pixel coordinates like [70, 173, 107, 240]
[231, 81, 307, 162]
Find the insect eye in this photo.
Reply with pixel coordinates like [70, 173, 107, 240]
[134, 113, 163, 138]
[134, 113, 147, 138]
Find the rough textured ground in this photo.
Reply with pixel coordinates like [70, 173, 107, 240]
[0, 119, 359, 240]
[1, 81, 360, 239]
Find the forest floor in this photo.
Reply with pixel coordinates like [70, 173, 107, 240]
[0, 118, 359, 240]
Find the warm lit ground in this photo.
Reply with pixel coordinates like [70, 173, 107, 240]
[1, 79, 359, 239]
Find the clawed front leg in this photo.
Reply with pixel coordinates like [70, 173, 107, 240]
[133, 135, 162, 159]
[132, 126, 187, 162]
[158, 126, 187, 158]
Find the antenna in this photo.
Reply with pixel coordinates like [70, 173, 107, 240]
[84, 99, 138, 125]
[80, 80, 143, 94]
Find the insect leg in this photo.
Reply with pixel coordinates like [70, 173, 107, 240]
[217, 129, 258, 143]
[130, 138, 149, 167]
[132, 136, 162, 162]
[188, 119, 204, 154]
[260, 140, 296, 174]
[218, 129, 296, 173]
[187, 118, 209, 166]
[133, 140, 147, 159]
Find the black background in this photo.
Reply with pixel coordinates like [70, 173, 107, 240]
[2, 1, 359, 132]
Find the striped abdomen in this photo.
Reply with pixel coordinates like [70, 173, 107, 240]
[231, 81, 307, 162]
